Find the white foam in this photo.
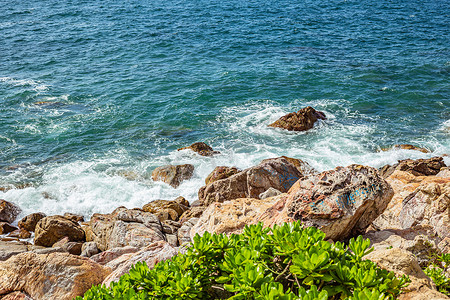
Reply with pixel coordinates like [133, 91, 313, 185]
[0, 76, 49, 92]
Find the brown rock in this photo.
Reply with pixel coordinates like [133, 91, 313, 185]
[0, 223, 17, 235]
[268, 106, 326, 131]
[90, 246, 139, 265]
[80, 242, 99, 258]
[0, 252, 110, 300]
[179, 206, 206, 223]
[34, 216, 85, 247]
[63, 212, 84, 223]
[0, 200, 21, 224]
[379, 157, 446, 178]
[0, 291, 33, 300]
[205, 166, 241, 185]
[152, 164, 194, 188]
[381, 144, 430, 153]
[53, 237, 83, 255]
[18, 212, 46, 232]
[193, 165, 393, 241]
[6, 229, 31, 239]
[142, 198, 189, 222]
[366, 248, 448, 300]
[177, 142, 220, 156]
[178, 217, 199, 245]
[102, 241, 178, 286]
[89, 207, 165, 251]
[199, 156, 309, 206]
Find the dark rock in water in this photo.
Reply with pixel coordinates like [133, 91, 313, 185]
[199, 156, 311, 206]
[34, 216, 86, 247]
[18, 212, 46, 232]
[7, 229, 31, 239]
[142, 197, 189, 222]
[205, 166, 241, 185]
[0, 200, 22, 224]
[152, 164, 194, 188]
[177, 142, 220, 156]
[268, 106, 326, 132]
[0, 222, 18, 235]
[63, 212, 84, 223]
[381, 144, 430, 153]
[379, 156, 446, 178]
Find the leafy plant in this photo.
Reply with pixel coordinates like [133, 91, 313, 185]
[75, 221, 409, 299]
[424, 253, 450, 296]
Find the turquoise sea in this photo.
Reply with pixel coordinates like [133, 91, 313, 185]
[0, 0, 449, 219]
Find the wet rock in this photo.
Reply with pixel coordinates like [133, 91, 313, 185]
[379, 156, 446, 178]
[18, 212, 46, 232]
[199, 156, 308, 206]
[259, 187, 282, 199]
[268, 106, 326, 132]
[381, 144, 430, 153]
[152, 164, 194, 188]
[142, 197, 189, 222]
[0, 251, 110, 300]
[0, 200, 21, 224]
[177, 142, 220, 156]
[90, 246, 139, 265]
[34, 216, 86, 247]
[80, 241, 99, 258]
[63, 212, 84, 223]
[366, 248, 448, 300]
[0, 223, 17, 235]
[6, 229, 31, 239]
[102, 241, 178, 286]
[205, 166, 241, 185]
[178, 217, 199, 245]
[89, 207, 165, 251]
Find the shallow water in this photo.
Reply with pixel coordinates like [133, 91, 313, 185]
[0, 0, 449, 220]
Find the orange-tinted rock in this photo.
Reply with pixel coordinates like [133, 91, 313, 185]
[63, 213, 84, 223]
[0, 223, 17, 235]
[379, 156, 446, 178]
[6, 229, 31, 239]
[34, 216, 85, 247]
[152, 164, 194, 188]
[205, 166, 241, 185]
[177, 142, 220, 156]
[268, 106, 326, 131]
[142, 197, 189, 222]
[0, 252, 110, 300]
[0, 200, 21, 224]
[18, 212, 46, 232]
[0, 291, 33, 300]
[179, 206, 206, 223]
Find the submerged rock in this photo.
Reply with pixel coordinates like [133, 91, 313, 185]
[0, 252, 110, 300]
[34, 216, 86, 247]
[268, 106, 326, 132]
[177, 142, 220, 156]
[381, 144, 430, 153]
[18, 212, 46, 232]
[199, 156, 310, 206]
[152, 164, 194, 188]
[0, 200, 21, 224]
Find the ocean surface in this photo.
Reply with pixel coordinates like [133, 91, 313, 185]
[0, 0, 449, 221]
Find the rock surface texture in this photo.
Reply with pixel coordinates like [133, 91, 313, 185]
[0, 252, 110, 300]
[18, 213, 46, 232]
[204, 166, 241, 185]
[152, 164, 194, 188]
[0, 200, 21, 224]
[268, 106, 326, 131]
[142, 197, 189, 222]
[199, 157, 310, 206]
[193, 164, 393, 241]
[177, 142, 220, 156]
[34, 216, 85, 247]
[379, 156, 446, 178]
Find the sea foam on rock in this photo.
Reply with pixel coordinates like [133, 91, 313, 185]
[151, 164, 194, 188]
[268, 106, 326, 131]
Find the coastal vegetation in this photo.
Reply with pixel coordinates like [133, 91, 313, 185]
[76, 221, 409, 299]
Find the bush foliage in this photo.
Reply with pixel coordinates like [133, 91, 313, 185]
[76, 221, 409, 299]
[424, 253, 450, 296]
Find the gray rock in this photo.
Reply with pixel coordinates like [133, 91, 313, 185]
[259, 187, 282, 199]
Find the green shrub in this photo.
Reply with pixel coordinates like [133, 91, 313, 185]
[75, 221, 409, 299]
[424, 253, 450, 296]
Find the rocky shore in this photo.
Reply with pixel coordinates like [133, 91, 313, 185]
[0, 112, 449, 299]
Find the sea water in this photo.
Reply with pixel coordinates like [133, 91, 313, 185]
[0, 0, 449, 220]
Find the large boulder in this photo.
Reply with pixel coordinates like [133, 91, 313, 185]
[365, 248, 448, 300]
[18, 212, 46, 232]
[152, 164, 194, 188]
[199, 157, 311, 206]
[0, 252, 110, 300]
[88, 207, 165, 251]
[193, 165, 393, 241]
[0, 200, 21, 224]
[379, 156, 446, 178]
[142, 197, 189, 222]
[102, 241, 178, 287]
[177, 142, 220, 156]
[205, 166, 241, 185]
[34, 216, 85, 247]
[268, 106, 326, 131]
